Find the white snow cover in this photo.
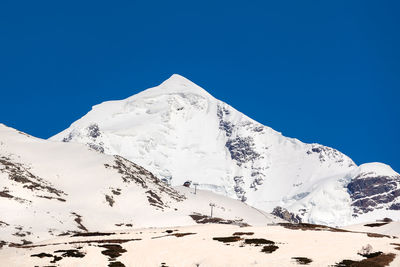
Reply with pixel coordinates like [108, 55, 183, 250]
[343, 221, 400, 237]
[350, 162, 399, 179]
[50, 74, 400, 226]
[1, 224, 399, 266]
[0, 124, 280, 245]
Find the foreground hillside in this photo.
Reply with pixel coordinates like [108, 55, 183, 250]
[51, 74, 400, 226]
[1, 222, 399, 266]
[0, 124, 279, 246]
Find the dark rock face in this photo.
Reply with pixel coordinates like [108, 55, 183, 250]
[233, 176, 246, 202]
[347, 174, 400, 215]
[390, 203, 400, 210]
[104, 155, 186, 210]
[225, 137, 260, 166]
[217, 105, 234, 137]
[307, 144, 355, 167]
[0, 156, 66, 198]
[63, 124, 105, 154]
[271, 206, 302, 223]
[87, 143, 105, 153]
[62, 132, 74, 142]
[87, 124, 101, 139]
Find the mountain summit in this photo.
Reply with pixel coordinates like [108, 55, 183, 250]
[51, 75, 400, 226]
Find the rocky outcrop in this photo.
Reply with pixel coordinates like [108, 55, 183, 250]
[271, 206, 302, 223]
[347, 166, 400, 215]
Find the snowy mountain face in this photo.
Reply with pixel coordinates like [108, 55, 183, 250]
[0, 124, 279, 246]
[51, 74, 400, 226]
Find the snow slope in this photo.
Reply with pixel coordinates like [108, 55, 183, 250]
[51, 74, 400, 226]
[1, 224, 399, 266]
[343, 220, 400, 237]
[0, 124, 280, 246]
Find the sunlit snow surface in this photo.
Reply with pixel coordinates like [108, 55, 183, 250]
[0, 124, 280, 245]
[50, 74, 400, 226]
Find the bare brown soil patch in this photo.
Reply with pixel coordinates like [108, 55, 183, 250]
[212, 236, 242, 243]
[244, 238, 275, 246]
[261, 245, 279, 253]
[333, 253, 396, 267]
[364, 223, 389, 228]
[233, 232, 254, 236]
[292, 257, 313, 265]
[72, 232, 115, 237]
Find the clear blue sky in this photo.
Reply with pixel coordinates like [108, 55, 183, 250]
[1, 1, 399, 171]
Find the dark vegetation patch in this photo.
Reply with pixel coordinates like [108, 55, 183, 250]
[366, 233, 391, 238]
[173, 233, 196, 237]
[109, 262, 126, 267]
[72, 232, 115, 237]
[359, 251, 383, 258]
[58, 231, 75, 236]
[31, 252, 53, 258]
[31, 249, 85, 264]
[100, 244, 127, 259]
[0, 189, 12, 198]
[21, 238, 141, 248]
[71, 212, 88, 232]
[190, 213, 250, 227]
[390, 243, 400, 250]
[0, 240, 7, 248]
[36, 195, 66, 202]
[146, 190, 164, 209]
[261, 245, 279, 253]
[151, 232, 196, 239]
[71, 238, 140, 245]
[212, 236, 242, 243]
[233, 232, 254, 236]
[244, 238, 275, 246]
[13, 226, 31, 238]
[0, 188, 30, 203]
[13, 230, 31, 237]
[105, 194, 115, 207]
[54, 249, 85, 258]
[0, 220, 9, 226]
[279, 222, 395, 240]
[111, 188, 121, 195]
[278, 223, 348, 233]
[115, 223, 133, 227]
[50, 255, 63, 263]
[8, 239, 32, 247]
[364, 223, 388, 228]
[292, 257, 313, 265]
[333, 253, 396, 267]
[99, 244, 127, 266]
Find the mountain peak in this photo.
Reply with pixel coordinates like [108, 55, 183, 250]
[161, 74, 194, 86]
[140, 74, 214, 99]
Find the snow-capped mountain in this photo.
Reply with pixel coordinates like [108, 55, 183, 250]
[51, 74, 400, 226]
[0, 124, 279, 246]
